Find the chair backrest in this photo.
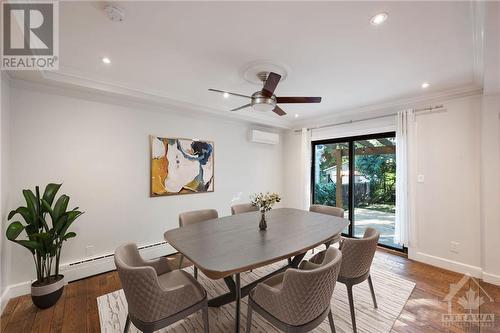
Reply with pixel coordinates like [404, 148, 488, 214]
[178, 209, 218, 227]
[309, 204, 344, 218]
[278, 247, 342, 326]
[114, 243, 161, 322]
[231, 203, 258, 215]
[339, 227, 380, 279]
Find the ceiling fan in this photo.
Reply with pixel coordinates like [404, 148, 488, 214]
[208, 72, 322, 116]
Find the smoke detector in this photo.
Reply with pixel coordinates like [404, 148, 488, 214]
[104, 4, 126, 22]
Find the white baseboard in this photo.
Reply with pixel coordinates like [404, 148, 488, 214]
[0, 280, 32, 313]
[0, 242, 176, 312]
[409, 251, 483, 278]
[482, 271, 500, 286]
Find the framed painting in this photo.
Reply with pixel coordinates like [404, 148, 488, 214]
[150, 136, 214, 196]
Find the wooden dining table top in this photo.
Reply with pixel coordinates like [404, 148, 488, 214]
[164, 208, 349, 279]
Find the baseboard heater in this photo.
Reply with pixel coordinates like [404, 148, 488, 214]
[67, 241, 168, 267]
[60, 241, 171, 283]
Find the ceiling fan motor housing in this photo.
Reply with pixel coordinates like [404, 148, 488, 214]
[251, 91, 276, 112]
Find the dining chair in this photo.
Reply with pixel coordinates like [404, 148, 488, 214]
[114, 243, 209, 333]
[247, 246, 343, 333]
[231, 203, 258, 215]
[311, 227, 380, 333]
[309, 204, 345, 252]
[178, 209, 218, 279]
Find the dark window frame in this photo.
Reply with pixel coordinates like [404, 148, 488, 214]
[311, 131, 406, 252]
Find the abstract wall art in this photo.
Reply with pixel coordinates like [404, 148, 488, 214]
[150, 136, 214, 196]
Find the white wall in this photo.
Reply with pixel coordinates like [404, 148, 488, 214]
[3, 81, 284, 290]
[480, 1, 500, 286]
[0, 72, 11, 309]
[410, 96, 482, 274]
[480, 94, 500, 284]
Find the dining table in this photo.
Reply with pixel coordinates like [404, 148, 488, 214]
[164, 207, 349, 333]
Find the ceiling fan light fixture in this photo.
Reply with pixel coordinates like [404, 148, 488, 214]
[252, 103, 275, 112]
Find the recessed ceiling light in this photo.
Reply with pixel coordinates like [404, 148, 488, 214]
[223, 92, 229, 99]
[102, 57, 111, 64]
[421, 82, 430, 88]
[370, 12, 388, 26]
[294, 114, 299, 118]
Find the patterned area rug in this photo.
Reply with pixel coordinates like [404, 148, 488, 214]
[98, 249, 415, 332]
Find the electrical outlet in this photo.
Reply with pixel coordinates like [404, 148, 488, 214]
[450, 241, 459, 254]
[417, 175, 425, 183]
[85, 245, 95, 257]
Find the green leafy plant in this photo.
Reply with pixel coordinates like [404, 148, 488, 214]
[6, 183, 83, 284]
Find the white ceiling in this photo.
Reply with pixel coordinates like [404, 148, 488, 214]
[12, 1, 480, 128]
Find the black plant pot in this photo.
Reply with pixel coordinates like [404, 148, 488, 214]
[31, 275, 65, 309]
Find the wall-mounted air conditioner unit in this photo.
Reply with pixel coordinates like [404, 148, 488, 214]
[250, 130, 280, 145]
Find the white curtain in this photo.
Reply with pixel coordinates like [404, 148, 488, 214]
[395, 109, 415, 246]
[299, 128, 311, 210]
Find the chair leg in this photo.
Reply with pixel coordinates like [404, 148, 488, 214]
[347, 285, 357, 333]
[123, 314, 130, 333]
[194, 266, 198, 280]
[367, 275, 378, 309]
[246, 301, 253, 332]
[178, 254, 184, 269]
[202, 302, 209, 333]
[328, 309, 336, 333]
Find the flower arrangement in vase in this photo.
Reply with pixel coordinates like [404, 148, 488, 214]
[250, 192, 281, 230]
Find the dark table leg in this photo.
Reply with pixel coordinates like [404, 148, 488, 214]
[208, 252, 307, 308]
[234, 273, 241, 333]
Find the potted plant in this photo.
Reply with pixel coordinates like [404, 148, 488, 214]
[251, 192, 281, 230]
[6, 183, 83, 309]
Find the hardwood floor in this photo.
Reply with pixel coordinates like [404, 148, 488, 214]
[1, 249, 499, 332]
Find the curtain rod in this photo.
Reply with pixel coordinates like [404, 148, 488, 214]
[294, 104, 445, 132]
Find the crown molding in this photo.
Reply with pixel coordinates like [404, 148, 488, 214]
[293, 83, 483, 130]
[9, 68, 293, 130]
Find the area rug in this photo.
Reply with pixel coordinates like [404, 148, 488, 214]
[98, 249, 415, 332]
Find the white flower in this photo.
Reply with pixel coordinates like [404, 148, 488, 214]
[250, 192, 282, 212]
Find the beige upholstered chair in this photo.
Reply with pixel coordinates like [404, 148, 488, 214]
[309, 204, 345, 251]
[312, 228, 380, 333]
[178, 209, 218, 278]
[247, 247, 343, 333]
[231, 203, 258, 215]
[114, 243, 209, 333]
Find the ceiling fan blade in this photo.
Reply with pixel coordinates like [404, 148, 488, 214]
[262, 72, 281, 97]
[230, 103, 252, 112]
[276, 97, 322, 103]
[272, 105, 287, 116]
[208, 89, 251, 99]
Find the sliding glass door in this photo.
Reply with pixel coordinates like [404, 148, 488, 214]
[312, 132, 402, 250]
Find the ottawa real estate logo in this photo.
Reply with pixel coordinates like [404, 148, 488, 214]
[1, 1, 59, 70]
[442, 274, 495, 328]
